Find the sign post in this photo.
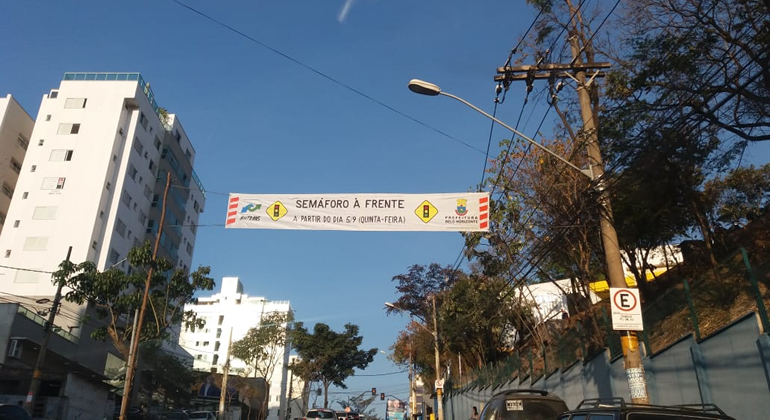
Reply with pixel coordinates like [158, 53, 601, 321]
[610, 287, 644, 331]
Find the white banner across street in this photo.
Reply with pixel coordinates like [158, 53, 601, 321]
[225, 193, 490, 232]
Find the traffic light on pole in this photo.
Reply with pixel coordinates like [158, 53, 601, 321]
[380, 393, 385, 401]
[372, 388, 376, 395]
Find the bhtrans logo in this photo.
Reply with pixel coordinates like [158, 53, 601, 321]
[241, 203, 261, 213]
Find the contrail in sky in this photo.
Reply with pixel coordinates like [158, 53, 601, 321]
[338, 0, 357, 23]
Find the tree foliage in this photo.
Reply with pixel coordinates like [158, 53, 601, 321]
[386, 264, 457, 322]
[289, 323, 377, 408]
[232, 311, 293, 420]
[55, 241, 215, 359]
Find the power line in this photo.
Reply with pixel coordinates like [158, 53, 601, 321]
[170, 0, 486, 155]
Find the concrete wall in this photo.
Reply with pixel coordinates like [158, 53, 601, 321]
[446, 312, 770, 420]
[63, 373, 113, 420]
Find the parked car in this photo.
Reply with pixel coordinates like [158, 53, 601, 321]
[112, 406, 145, 420]
[337, 412, 348, 420]
[480, 389, 569, 420]
[304, 408, 338, 420]
[161, 410, 191, 420]
[0, 404, 32, 420]
[189, 411, 216, 419]
[558, 398, 736, 420]
[346, 412, 361, 420]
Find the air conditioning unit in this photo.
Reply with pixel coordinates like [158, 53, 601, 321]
[7, 339, 22, 358]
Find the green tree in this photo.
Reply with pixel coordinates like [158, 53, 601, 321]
[231, 311, 294, 420]
[289, 323, 377, 408]
[55, 241, 215, 360]
[705, 163, 770, 229]
[386, 264, 457, 323]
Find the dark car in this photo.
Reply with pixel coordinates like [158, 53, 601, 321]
[558, 398, 736, 420]
[480, 389, 569, 420]
[0, 404, 32, 420]
[113, 406, 145, 420]
[162, 410, 192, 420]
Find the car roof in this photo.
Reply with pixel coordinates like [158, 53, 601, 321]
[564, 399, 735, 419]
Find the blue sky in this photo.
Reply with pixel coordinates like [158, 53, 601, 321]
[2, 0, 768, 416]
[0, 0, 543, 414]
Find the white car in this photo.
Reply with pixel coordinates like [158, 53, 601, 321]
[189, 412, 216, 420]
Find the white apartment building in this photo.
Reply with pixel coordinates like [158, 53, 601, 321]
[0, 94, 34, 235]
[180, 277, 293, 420]
[0, 73, 206, 329]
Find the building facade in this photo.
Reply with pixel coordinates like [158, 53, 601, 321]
[0, 94, 34, 236]
[179, 277, 293, 420]
[0, 72, 205, 326]
[0, 73, 205, 419]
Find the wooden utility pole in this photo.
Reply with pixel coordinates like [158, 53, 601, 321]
[219, 326, 234, 420]
[25, 246, 72, 415]
[495, 15, 650, 405]
[120, 171, 172, 419]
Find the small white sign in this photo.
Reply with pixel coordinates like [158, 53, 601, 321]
[434, 379, 444, 389]
[505, 400, 523, 411]
[610, 287, 644, 331]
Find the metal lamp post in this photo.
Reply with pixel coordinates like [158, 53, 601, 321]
[385, 301, 444, 420]
[407, 78, 649, 402]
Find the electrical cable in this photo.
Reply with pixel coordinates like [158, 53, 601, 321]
[170, 0, 486, 155]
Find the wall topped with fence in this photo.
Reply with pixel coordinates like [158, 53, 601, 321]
[445, 248, 770, 419]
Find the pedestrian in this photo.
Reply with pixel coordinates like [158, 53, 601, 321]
[470, 406, 479, 420]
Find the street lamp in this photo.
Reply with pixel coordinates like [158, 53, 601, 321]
[408, 78, 648, 402]
[385, 300, 443, 420]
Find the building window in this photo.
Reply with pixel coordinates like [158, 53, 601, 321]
[143, 185, 152, 201]
[2, 183, 14, 199]
[148, 160, 156, 174]
[23, 237, 49, 251]
[138, 210, 147, 225]
[13, 220, 20, 228]
[50, 149, 74, 162]
[17, 134, 28, 150]
[108, 248, 119, 265]
[195, 354, 202, 360]
[49, 90, 58, 99]
[133, 137, 144, 155]
[216, 329, 222, 339]
[115, 218, 127, 237]
[139, 112, 148, 130]
[154, 136, 161, 151]
[186, 242, 194, 255]
[121, 190, 132, 207]
[38, 139, 44, 146]
[10, 159, 21, 174]
[30, 165, 37, 172]
[214, 342, 221, 351]
[212, 355, 219, 365]
[128, 164, 138, 180]
[57, 123, 80, 135]
[32, 206, 58, 220]
[41, 177, 66, 190]
[64, 98, 87, 109]
[4, 250, 10, 258]
[45, 114, 51, 121]
[22, 192, 28, 199]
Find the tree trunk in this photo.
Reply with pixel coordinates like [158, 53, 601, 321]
[323, 381, 330, 408]
[261, 381, 270, 420]
[689, 195, 721, 281]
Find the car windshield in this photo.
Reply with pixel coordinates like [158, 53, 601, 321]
[308, 411, 335, 419]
